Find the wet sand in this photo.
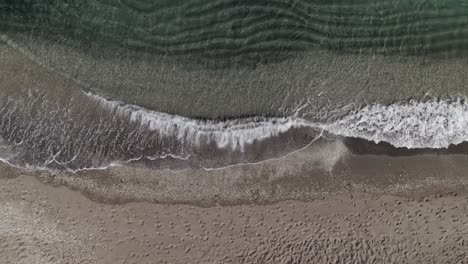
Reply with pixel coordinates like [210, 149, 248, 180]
[28, 137, 468, 206]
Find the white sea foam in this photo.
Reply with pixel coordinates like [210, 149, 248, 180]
[324, 99, 468, 149]
[88, 93, 468, 150]
[2, 94, 468, 173]
[86, 92, 311, 151]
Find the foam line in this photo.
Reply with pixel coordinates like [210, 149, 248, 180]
[4, 92, 468, 173]
[89, 93, 468, 150]
[86, 92, 311, 151]
[324, 99, 468, 149]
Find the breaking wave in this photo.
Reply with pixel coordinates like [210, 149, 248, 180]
[2, 91, 468, 172]
[325, 99, 468, 149]
[90, 93, 468, 150]
[87, 92, 310, 151]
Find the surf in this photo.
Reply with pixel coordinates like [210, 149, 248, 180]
[3, 89, 468, 172]
[89, 93, 468, 151]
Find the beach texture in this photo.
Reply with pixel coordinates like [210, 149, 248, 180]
[1, 1, 468, 263]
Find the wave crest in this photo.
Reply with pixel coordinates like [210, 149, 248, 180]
[325, 99, 468, 149]
[2, 91, 468, 172]
[91, 93, 468, 150]
[90, 93, 468, 150]
[87, 92, 309, 151]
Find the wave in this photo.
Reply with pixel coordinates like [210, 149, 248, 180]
[2, 90, 468, 172]
[325, 99, 468, 149]
[88, 93, 468, 150]
[86, 92, 310, 151]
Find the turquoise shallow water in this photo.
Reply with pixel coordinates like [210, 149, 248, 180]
[1, 0, 468, 170]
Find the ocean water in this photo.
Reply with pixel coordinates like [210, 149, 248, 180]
[0, 0, 468, 171]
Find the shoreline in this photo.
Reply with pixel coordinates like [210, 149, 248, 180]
[3, 136, 468, 207]
[1, 116, 468, 263]
[1, 15, 468, 263]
